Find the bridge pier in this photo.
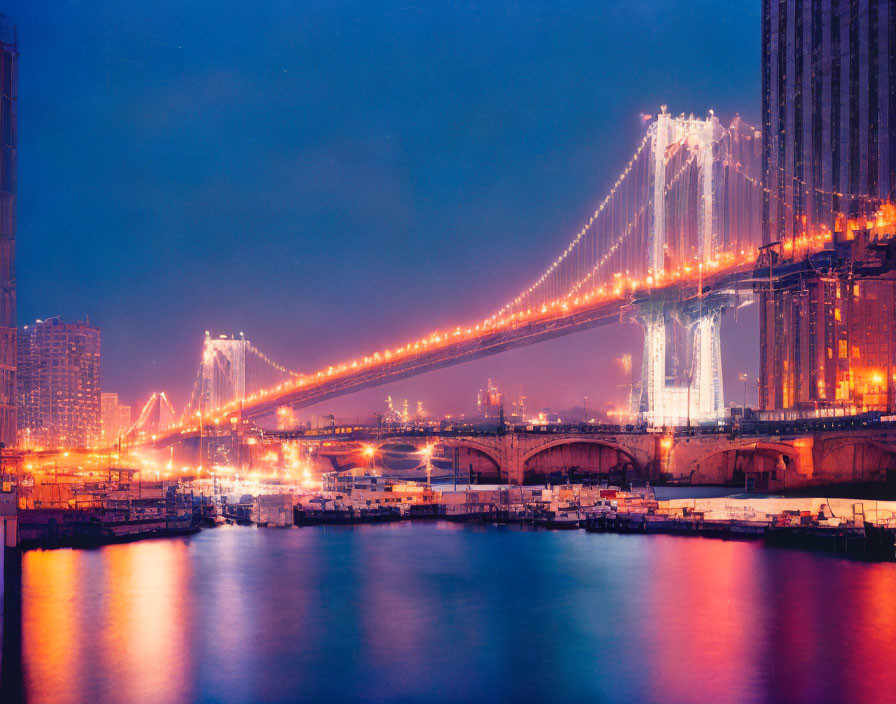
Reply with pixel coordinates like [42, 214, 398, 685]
[636, 297, 727, 427]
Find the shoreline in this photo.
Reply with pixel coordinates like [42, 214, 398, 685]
[13, 510, 896, 563]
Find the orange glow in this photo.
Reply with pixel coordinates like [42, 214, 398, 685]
[134, 192, 895, 447]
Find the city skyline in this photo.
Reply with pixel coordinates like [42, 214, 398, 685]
[3, 5, 896, 704]
[7, 0, 761, 415]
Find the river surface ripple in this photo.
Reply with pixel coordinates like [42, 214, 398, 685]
[15, 522, 896, 704]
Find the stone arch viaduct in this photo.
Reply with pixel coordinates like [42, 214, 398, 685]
[343, 427, 896, 489]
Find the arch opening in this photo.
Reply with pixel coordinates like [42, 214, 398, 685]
[522, 441, 641, 486]
[817, 441, 896, 485]
[433, 443, 504, 484]
[377, 442, 425, 471]
[691, 446, 796, 490]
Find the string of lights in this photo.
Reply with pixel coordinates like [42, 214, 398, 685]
[734, 164, 792, 210]
[766, 161, 886, 203]
[566, 205, 647, 297]
[152, 115, 787, 439]
[736, 162, 888, 216]
[564, 146, 701, 298]
[247, 343, 302, 377]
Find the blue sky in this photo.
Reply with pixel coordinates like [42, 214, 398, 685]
[8, 0, 761, 418]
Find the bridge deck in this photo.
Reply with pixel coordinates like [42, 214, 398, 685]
[143, 264, 757, 448]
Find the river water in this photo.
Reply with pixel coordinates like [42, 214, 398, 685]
[13, 523, 896, 703]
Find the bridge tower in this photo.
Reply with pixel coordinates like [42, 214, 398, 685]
[187, 332, 295, 419]
[638, 109, 728, 426]
[200, 332, 250, 410]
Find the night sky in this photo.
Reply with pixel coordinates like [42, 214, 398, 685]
[9, 0, 761, 420]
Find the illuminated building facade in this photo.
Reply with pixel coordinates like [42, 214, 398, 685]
[17, 318, 101, 448]
[0, 17, 15, 446]
[760, 0, 896, 413]
[118, 404, 131, 434]
[477, 379, 503, 422]
[101, 392, 130, 442]
[761, 255, 896, 414]
[762, 0, 896, 240]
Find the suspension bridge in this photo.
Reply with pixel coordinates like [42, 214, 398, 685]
[137, 108, 894, 446]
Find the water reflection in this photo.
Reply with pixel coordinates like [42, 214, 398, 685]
[98, 541, 194, 704]
[21, 540, 195, 704]
[13, 525, 896, 703]
[643, 538, 767, 701]
[22, 550, 87, 704]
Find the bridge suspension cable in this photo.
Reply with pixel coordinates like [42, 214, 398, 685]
[494, 131, 651, 318]
[498, 126, 710, 314]
[180, 337, 300, 424]
[565, 203, 647, 298]
[156, 112, 779, 437]
[246, 343, 301, 378]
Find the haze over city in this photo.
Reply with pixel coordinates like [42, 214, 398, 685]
[4, 3, 896, 704]
[11, 0, 760, 417]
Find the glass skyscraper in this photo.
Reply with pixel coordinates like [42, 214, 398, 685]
[760, 1, 896, 413]
[762, 0, 895, 243]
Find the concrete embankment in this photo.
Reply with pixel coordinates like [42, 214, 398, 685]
[17, 508, 197, 550]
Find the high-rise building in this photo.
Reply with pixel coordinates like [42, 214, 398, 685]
[101, 392, 119, 442]
[762, 0, 896, 241]
[477, 379, 503, 422]
[17, 318, 101, 448]
[760, 1, 896, 413]
[117, 404, 131, 435]
[0, 17, 16, 447]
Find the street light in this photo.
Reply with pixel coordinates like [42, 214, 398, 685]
[420, 444, 434, 485]
[738, 372, 750, 412]
[362, 444, 375, 471]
